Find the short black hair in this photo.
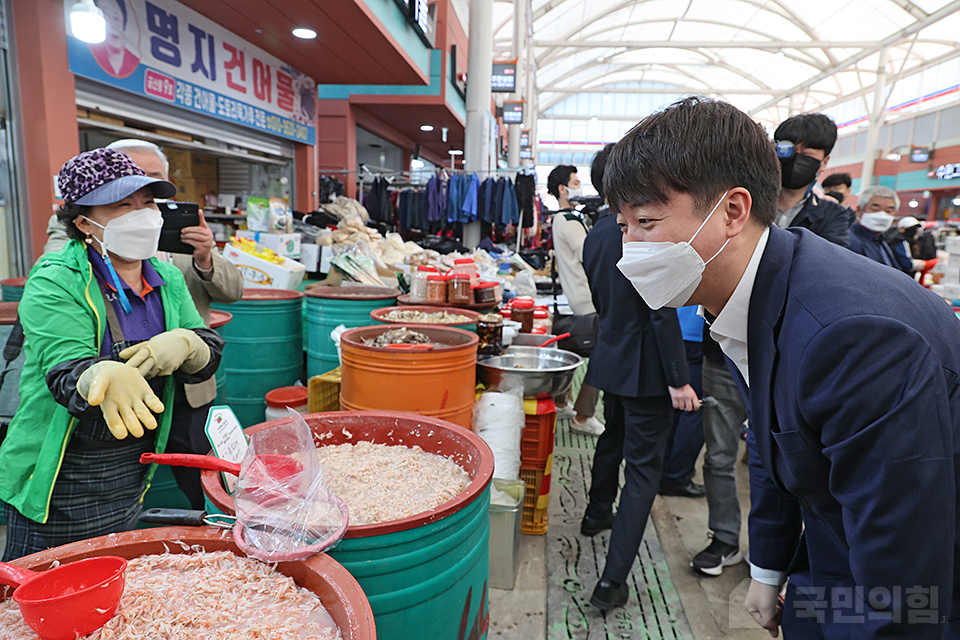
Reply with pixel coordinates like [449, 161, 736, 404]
[590, 144, 615, 202]
[605, 96, 781, 227]
[822, 172, 852, 189]
[547, 165, 577, 199]
[57, 203, 92, 242]
[94, 0, 128, 29]
[774, 113, 838, 155]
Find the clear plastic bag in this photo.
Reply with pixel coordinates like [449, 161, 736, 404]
[232, 409, 348, 561]
[473, 377, 524, 480]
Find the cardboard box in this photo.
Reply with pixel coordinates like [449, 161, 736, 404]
[223, 242, 306, 290]
[167, 149, 218, 182]
[946, 236, 960, 255]
[235, 230, 300, 259]
[299, 243, 320, 272]
[175, 178, 217, 205]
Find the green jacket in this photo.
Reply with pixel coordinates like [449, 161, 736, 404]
[0, 240, 205, 523]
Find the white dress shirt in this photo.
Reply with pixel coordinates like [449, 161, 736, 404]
[699, 227, 786, 586]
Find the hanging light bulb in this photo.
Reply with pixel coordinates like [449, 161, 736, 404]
[70, 0, 106, 44]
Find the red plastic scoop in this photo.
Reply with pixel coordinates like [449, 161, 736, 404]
[538, 332, 571, 348]
[0, 556, 126, 640]
[140, 452, 302, 482]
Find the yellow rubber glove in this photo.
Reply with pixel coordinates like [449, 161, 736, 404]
[118, 328, 211, 379]
[77, 361, 165, 440]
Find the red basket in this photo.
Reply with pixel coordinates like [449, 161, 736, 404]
[520, 411, 556, 467]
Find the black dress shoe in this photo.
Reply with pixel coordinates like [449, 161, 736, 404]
[580, 513, 615, 537]
[590, 579, 628, 611]
[658, 481, 706, 498]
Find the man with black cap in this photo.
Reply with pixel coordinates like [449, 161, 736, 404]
[773, 113, 850, 247]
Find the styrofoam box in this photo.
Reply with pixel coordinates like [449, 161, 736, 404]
[235, 231, 301, 259]
[223, 242, 306, 290]
[940, 283, 960, 301]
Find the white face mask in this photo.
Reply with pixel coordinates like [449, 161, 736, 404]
[564, 186, 583, 201]
[860, 211, 894, 233]
[85, 207, 163, 261]
[616, 192, 730, 310]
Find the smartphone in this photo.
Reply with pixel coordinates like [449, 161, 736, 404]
[157, 201, 200, 254]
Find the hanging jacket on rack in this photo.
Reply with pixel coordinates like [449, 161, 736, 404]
[515, 173, 536, 228]
[424, 174, 446, 226]
[501, 177, 520, 227]
[460, 174, 480, 223]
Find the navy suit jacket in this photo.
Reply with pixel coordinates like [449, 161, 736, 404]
[848, 222, 898, 268]
[742, 226, 960, 637]
[789, 194, 851, 248]
[582, 213, 689, 397]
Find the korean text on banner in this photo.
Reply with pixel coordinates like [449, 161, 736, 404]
[65, 0, 316, 145]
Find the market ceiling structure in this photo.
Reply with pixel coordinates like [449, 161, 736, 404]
[490, 0, 960, 129]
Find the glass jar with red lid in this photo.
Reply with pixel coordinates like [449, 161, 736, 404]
[512, 297, 535, 333]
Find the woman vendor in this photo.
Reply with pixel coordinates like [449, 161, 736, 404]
[0, 148, 223, 560]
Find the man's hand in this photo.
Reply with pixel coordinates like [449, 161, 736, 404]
[668, 384, 700, 411]
[745, 579, 783, 638]
[181, 210, 214, 271]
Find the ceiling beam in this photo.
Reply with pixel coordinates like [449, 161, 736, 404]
[535, 40, 904, 49]
[539, 86, 786, 94]
[747, 0, 960, 115]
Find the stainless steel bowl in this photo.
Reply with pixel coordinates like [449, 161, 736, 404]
[477, 346, 583, 397]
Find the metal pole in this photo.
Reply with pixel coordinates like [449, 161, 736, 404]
[464, 0, 494, 248]
[507, 0, 525, 170]
[860, 47, 888, 193]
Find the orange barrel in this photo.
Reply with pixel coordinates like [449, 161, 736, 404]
[202, 411, 494, 640]
[304, 286, 400, 379]
[1, 276, 27, 302]
[7, 527, 376, 640]
[338, 325, 478, 429]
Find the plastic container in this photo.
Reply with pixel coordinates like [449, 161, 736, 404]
[303, 286, 400, 379]
[476, 313, 503, 356]
[472, 281, 500, 306]
[0, 276, 27, 302]
[308, 367, 341, 412]
[498, 257, 512, 275]
[512, 298, 535, 333]
[409, 265, 437, 304]
[339, 325, 479, 429]
[447, 273, 472, 305]
[489, 479, 525, 590]
[202, 411, 494, 640]
[210, 289, 303, 427]
[533, 308, 550, 333]
[520, 464, 550, 535]
[264, 386, 309, 420]
[425, 274, 447, 304]
[4, 527, 376, 640]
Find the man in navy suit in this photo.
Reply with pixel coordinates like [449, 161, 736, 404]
[580, 144, 698, 611]
[605, 96, 960, 639]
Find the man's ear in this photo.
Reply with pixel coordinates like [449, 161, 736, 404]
[724, 187, 753, 238]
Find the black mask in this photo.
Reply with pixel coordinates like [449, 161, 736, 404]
[904, 226, 920, 239]
[779, 153, 822, 190]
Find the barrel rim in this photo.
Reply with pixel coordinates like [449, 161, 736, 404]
[370, 305, 481, 327]
[201, 411, 495, 539]
[0, 276, 27, 287]
[340, 324, 479, 351]
[0, 301, 18, 325]
[305, 285, 400, 301]
[209, 309, 233, 329]
[241, 288, 305, 301]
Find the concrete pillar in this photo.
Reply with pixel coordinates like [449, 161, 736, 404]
[464, 0, 494, 247]
[860, 47, 889, 192]
[507, 0, 526, 169]
[12, 0, 81, 262]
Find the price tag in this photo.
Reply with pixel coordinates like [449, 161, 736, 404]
[204, 406, 248, 493]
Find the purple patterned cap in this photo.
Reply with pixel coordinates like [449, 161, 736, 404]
[58, 148, 177, 206]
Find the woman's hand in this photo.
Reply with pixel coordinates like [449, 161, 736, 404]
[119, 328, 211, 379]
[668, 384, 700, 411]
[76, 361, 164, 439]
[745, 579, 784, 638]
